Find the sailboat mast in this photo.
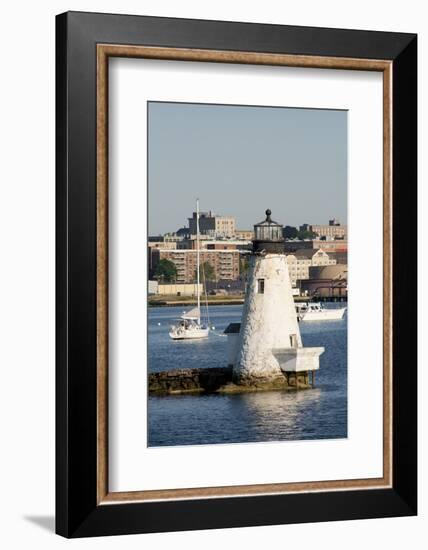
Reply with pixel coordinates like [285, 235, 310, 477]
[196, 199, 201, 325]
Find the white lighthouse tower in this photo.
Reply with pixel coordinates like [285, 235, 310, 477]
[231, 209, 324, 386]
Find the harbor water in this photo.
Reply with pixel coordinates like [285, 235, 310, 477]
[148, 304, 347, 447]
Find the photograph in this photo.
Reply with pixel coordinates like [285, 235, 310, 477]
[147, 101, 348, 447]
[0, 1, 420, 544]
[50, 7, 417, 540]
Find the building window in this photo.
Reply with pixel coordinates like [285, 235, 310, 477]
[258, 279, 265, 294]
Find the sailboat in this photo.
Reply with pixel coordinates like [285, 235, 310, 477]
[169, 199, 210, 340]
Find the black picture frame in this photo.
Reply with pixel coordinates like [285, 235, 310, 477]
[56, 11, 417, 538]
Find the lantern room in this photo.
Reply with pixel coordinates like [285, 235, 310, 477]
[253, 209, 284, 253]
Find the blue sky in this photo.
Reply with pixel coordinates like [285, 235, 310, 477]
[148, 102, 347, 235]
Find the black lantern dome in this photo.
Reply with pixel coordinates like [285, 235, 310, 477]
[253, 209, 284, 253]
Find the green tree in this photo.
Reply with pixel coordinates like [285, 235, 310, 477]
[194, 261, 216, 282]
[297, 229, 317, 239]
[283, 225, 298, 239]
[154, 259, 177, 282]
[239, 256, 249, 275]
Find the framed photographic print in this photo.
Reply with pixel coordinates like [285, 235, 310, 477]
[56, 11, 417, 538]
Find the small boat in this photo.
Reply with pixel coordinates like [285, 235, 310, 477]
[169, 199, 210, 340]
[169, 307, 210, 340]
[296, 302, 347, 322]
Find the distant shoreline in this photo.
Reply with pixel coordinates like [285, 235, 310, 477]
[148, 296, 245, 308]
[148, 295, 346, 307]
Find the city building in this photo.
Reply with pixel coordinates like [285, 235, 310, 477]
[164, 232, 186, 243]
[308, 219, 347, 239]
[150, 248, 240, 283]
[148, 239, 177, 250]
[188, 211, 236, 238]
[147, 240, 177, 279]
[148, 280, 159, 295]
[328, 251, 348, 265]
[300, 264, 348, 299]
[313, 239, 348, 253]
[177, 238, 251, 251]
[235, 229, 254, 240]
[284, 238, 348, 254]
[149, 213, 347, 287]
[286, 248, 337, 286]
[284, 239, 313, 252]
[156, 283, 203, 297]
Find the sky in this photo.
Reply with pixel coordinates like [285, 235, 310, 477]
[148, 102, 347, 235]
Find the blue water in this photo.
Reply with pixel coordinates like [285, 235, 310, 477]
[148, 304, 347, 446]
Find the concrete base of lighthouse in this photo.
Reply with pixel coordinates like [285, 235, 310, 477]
[229, 346, 324, 390]
[273, 347, 325, 373]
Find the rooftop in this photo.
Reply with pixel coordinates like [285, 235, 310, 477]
[289, 248, 328, 258]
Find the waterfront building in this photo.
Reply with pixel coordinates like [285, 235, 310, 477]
[301, 264, 348, 299]
[164, 232, 186, 243]
[204, 241, 251, 250]
[313, 239, 348, 253]
[235, 229, 254, 240]
[227, 209, 324, 384]
[148, 280, 159, 295]
[147, 240, 177, 250]
[188, 210, 236, 238]
[150, 248, 240, 283]
[328, 251, 348, 265]
[177, 237, 251, 251]
[284, 238, 348, 254]
[286, 248, 337, 286]
[308, 219, 347, 239]
[156, 283, 203, 297]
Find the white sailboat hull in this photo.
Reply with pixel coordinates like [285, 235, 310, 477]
[169, 327, 210, 340]
[300, 307, 346, 321]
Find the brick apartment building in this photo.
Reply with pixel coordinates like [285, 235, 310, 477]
[150, 248, 240, 283]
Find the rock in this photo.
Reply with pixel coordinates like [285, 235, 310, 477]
[148, 366, 312, 395]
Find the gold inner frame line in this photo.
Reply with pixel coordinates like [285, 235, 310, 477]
[96, 44, 393, 504]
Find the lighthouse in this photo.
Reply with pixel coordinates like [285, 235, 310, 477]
[228, 209, 324, 387]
